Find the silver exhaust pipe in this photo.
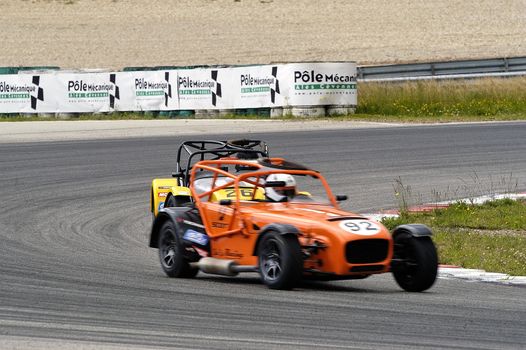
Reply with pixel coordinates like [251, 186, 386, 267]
[192, 257, 257, 276]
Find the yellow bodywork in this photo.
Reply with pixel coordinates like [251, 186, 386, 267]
[151, 178, 192, 216]
[208, 187, 266, 202]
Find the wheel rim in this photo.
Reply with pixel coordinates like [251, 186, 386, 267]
[160, 231, 177, 269]
[261, 238, 282, 281]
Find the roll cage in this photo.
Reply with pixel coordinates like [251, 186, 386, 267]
[190, 157, 339, 210]
[173, 140, 269, 187]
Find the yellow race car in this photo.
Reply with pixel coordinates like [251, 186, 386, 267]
[150, 140, 269, 217]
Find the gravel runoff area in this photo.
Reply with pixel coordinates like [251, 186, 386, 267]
[1, 0, 526, 69]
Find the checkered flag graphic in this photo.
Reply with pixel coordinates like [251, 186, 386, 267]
[31, 76, 44, 110]
[109, 73, 120, 109]
[211, 70, 222, 106]
[270, 66, 280, 104]
[164, 72, 172, 107]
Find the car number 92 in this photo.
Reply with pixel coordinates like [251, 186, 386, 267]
[339, 219, 381, 235]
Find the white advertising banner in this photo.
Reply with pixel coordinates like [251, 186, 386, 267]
[0, 74, 57, 113]
[0, 62, 357, 114]
[117, 70, 179, 111]
[280, 63, 357, 106]
[55, 72, 119, 113]
[227, 65, 283, 108]
[177, 68, 224, 110]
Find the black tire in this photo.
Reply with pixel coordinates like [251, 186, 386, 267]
[158, 221, 198, 278]
[257, 231, 303, 290]
[392, 233, 438, 292]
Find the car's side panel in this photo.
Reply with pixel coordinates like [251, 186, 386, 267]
[197, 201, 258, 265]
[151, 178, 191, 216]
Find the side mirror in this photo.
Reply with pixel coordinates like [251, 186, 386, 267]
[219, 199, 232, 206]
[336, 195, 348, 202]
[171, 171, 183, 178]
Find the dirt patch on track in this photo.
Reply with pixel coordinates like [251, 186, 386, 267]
[1, 0, 526, 69]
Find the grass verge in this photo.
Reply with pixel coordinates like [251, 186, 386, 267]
[382, 199, 526, 276]
[357, 76, 526, 117]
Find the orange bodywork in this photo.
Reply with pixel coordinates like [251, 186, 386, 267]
[190, 158, 394, 277]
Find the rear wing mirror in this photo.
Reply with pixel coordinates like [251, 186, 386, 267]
[336, 195, 348, 201]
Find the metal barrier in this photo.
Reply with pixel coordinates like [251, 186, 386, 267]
[357, 57, 526, 81]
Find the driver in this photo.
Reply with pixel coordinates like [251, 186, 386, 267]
[265, 173, 297, 202]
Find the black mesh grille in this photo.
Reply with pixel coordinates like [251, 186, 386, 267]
[345, 239, 389, 264]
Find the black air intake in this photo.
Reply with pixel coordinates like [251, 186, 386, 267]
[345, 239, 389, 264]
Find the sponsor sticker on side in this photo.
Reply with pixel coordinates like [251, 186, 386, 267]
[183, 229, 209, 246]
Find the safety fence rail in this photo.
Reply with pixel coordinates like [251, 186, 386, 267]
[357, 56, 526, 82]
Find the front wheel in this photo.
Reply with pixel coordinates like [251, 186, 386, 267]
[258, 231, 303, 290]
[158, 221, 198, 278]
[392, 233, 438, 292]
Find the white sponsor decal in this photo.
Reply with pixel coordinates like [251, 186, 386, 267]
[339, 219, 381, 235]
[183, 229, 208, 245]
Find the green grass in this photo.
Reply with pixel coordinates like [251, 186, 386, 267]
[432, 230, 526, 276]
[382, 199, 526, 276]
[384, 199, 526, 230]
[357, 77, 526, 117]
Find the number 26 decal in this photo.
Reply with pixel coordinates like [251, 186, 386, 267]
[225, 189, 253, 198]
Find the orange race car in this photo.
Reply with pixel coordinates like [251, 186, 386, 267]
[149, 140, 438, 291]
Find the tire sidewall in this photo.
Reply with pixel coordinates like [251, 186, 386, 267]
[392, 233, 438, 292]
[258, 231, 302, 290]
[158, 221, 186, 277]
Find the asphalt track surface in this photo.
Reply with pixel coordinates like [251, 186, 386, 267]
[0, 122, 525, 349]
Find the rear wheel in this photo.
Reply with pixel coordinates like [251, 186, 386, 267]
[392, 233, 438, 292]
[258, 231, 303, 290]
[158, 221, 198, 278]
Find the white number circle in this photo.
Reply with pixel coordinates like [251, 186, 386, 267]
[339, 219, 381, 235]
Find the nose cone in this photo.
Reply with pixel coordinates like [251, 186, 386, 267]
[336, 218, 388, 238]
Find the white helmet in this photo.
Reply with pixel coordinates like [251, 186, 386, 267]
[265, 173, 297, 202]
